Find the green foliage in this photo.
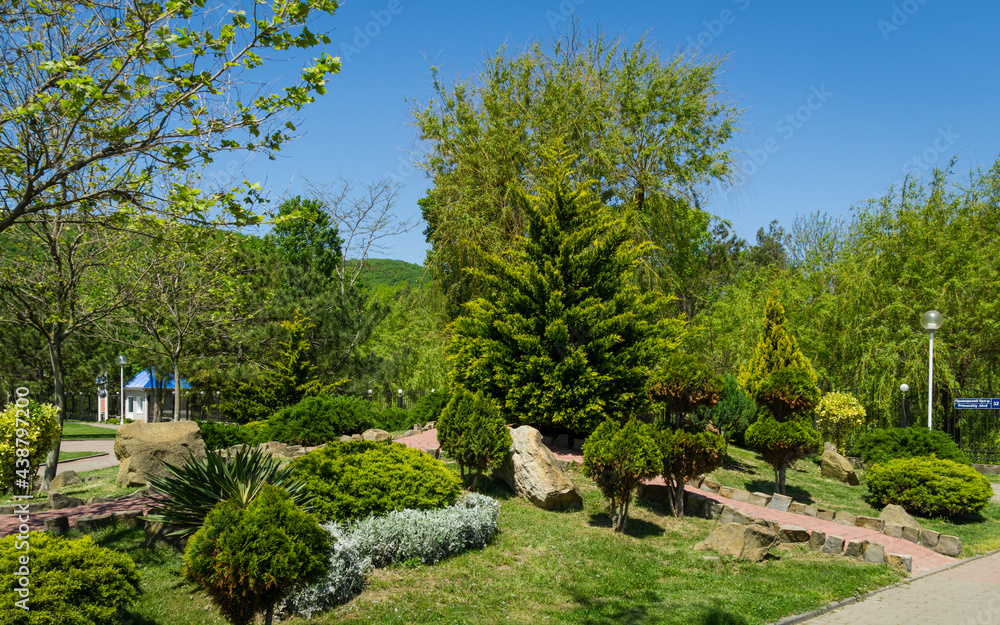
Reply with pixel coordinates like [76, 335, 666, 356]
[411, 388, 451, 425]
[0, 401, 60, 493]
[437, 387, 513, 488]
[262, 395, 376, 445]
[865, 457, 993, 517]
[739, 293, 818, 399]
[816, 392, 867, 454]
[242, 420, 269, 445]
[754, 367, 821, 422]
[198, 421, 256, 451]
[290, 441, 463, 522]
[146, 446, 313, 537]
[693, 373, 758, 444]
[745, 416, 821, 495]
[656, 428, 727, 517]
[853, 428, 970, 466]
[0, 532, 139, 625]
[413, 29, 738, 317]
[184, 484, 330, 625]
[375, 407, 413, 433]
[346, 259, 427, 289]
[648, 349, 721, 426]
[448, 154, 679, 436]
[582, 419, 662, 532]
[221, 314, 344, 423]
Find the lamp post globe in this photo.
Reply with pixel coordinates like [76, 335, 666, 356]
[920, 311, 943, 429]
[116, 355, 127, 423]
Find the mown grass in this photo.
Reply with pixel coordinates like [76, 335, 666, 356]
[61, 421, 118, 439]
[708, 445, 1000, 556]
[80, 464, 902, 625]
[0, 465, 136, 506]
[58, 450, 106, 462]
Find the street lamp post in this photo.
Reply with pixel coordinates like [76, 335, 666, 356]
[899, 383, 909, 427]
[920, 311, 943, 430]
[397, 388, 403, 410]
[116, 355, 127, 423]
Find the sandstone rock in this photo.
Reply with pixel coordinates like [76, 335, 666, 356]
[919, 529, 940, 549]
[878, 504, 922, 531]
[75, 513, 116, 533]
[700, 479, 722, 494]
[835, 511, 857, 526]
[935, 535, 962, 557]
[498, 426, 583, 511]
[817, 509, 836, 522]
[114, 509, 145, 528]
[338, 435, 353, 442]
[350, 434, 362, 442]
[856, 516, 884, 532]
[789, 501, 806, 515]
[687, 475, 705, 488]
[412, 423, 422, 432]
[886, 553, 913, 574]
[863, 541, 885, 564]
[748, 492, 772, 507]
[820, 535, 845, 554]
[720, 507, 753, 526]
[47, 492, 84, 510]
[883, 523, 904, 538]
[808, 530, 827, 550]
[425, 421, 436, 430]
[803, 504, 819, 517]
[768, 493, 793, 512]
[361, 428, 391, 442]
[844, 539, 864, 559]
[902, 526, 920, 543]
[422, 448, 441, 460]
[49, 470, 82, 490]
[704, 502, 725, 520]
[731, 489, 751, 503]
[821, 449, 861, 485]
[44, 516, 70, 536]
[778, 525, 811, 543]
[542, 436, 553, 446]
[553, 434, 570, 448]
[694, 522, 778, 562]
[257, 441, 288, 457]
[86, 497, 117, 505]
[718, 485, 734, 498]
[114, 421, 207, 487]
[572, 438, 585, 451]
[823, 441, 837, 454]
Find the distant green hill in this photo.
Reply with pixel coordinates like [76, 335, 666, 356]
[348, 258, 427, 289]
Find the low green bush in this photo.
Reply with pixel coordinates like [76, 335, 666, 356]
[242, 420, 269, 445]
[197, 421, 254, 451]
[865, 456, 993, 517]
[437, 388, 512, 488]
[0, 400, 61, 493]
[583, 418, 661, 533]
[290, 441, 463, 522]
[853, 428, 970, 466]
[262, 395, 376, 446]
[693, 373, 757, 444]
[375, 407, 413, 432]
[184, 484, 330, 625]
[745, 416, 820, 495]
[657, 428, 727, 517]
[0, 532, 139, 625]
[411, 389, 450, 425]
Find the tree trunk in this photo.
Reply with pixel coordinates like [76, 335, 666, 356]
[264, 603, 273, 625]
[672, 481, 686, 518]
[778, 465, 787, 495]
[471, 468, 480, 491]
[40, 333, 66, 491]
[173, 357, 183, 420]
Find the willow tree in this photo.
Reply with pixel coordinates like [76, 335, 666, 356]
[412, 27, 739, 318]
[447, 152, 680, 435]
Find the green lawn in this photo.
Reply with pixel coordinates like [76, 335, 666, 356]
[58, 450, 106, 462]
[61, 421, 117, 439]
[707, 445, 1000, 556]
[0, 465, 135, 506]
[79, 465, 902, 625]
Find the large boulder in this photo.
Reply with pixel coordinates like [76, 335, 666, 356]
[878, 503, 922, 531]
[114, 421, 207, 487]
[821, 449, 861, 485]
[694, 522, 779, 562]
[361, 428, 391, 442]
[49, 470, 82, 490]
[498, 426, 583, 511]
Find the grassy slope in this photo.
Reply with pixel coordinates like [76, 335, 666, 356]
[707, 445, 1000, 556]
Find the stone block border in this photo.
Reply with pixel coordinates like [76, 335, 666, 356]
[691, 479, 963, 558]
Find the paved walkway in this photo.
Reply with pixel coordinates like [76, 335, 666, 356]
[802, 551, 1000, 624]
[0, 497, 156, 537]
[992, 483, 1000, 503]
[38, 439, 119, 474]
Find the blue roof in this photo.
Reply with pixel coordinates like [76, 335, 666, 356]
[125, 370, 191, 390]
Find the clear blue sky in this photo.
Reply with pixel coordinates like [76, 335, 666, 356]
[229, 0, 1000, 265]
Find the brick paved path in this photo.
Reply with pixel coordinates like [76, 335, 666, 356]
[803, 551, 1000, 624]
[0, 497, 156, 538]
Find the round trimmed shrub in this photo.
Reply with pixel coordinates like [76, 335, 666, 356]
[853, 427, 969, 466]
[0, 400, 61, 493]
[437, 387, 512, 488]
[290, 441, 463, 522]
[411, 388, 451, 425]
[815, 391, 866, 454]
[242, 420, 269, 445]
[745, 416, 820, 494]
[197, 421, 253, 451]
[657, 428, 727, 517]
[865, 456, 992, 517]
[0, 532, 139, 624]
[262, 395, 376, 446]
[375, 407, 413, 432]
[184, 484, 330, 625]
[583, 418, 661, 532]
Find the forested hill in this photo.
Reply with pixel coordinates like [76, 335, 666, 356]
[348, 258, 428, 289]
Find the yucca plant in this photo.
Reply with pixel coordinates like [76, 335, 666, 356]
[146, 445, 314, 537]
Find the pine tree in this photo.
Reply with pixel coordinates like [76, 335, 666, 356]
[738, 291, 817, 397]
[447, 150, 679, 435]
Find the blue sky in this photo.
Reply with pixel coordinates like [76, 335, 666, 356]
[228, 0, 1000, 265]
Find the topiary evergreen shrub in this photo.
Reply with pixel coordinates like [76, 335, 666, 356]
[374, 407, 413, 433]
[656, 428, 727, 517]
[262, 395, 376, 445]
[745, 416, 820, 495]
[0, 532, 139, 625]
[582, 418, 661, 533]
[411, 388, 451, 425]
[290, 441, 463, 522]
[815, 391, 866, 454]
[184, 484, 330, 625]
[693, 373, 757, 444]
[865, 456, 992, 517]
[0, 400, 61, 493]
[197, 421, 254, 451]
[853, 427, 970, 466]
[437, 387, 512, 488]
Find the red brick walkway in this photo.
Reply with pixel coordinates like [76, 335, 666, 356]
[0, 497, 156, 538]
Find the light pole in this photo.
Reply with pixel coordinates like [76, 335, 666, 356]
[920, 311, 943, 430]
[899, 383, 909, 427]
[397, 388, 403, 410]
[116, 355, 127, 423]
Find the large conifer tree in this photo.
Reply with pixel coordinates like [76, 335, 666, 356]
[447, 152, 679, 435]
[738, 292, 818, 397]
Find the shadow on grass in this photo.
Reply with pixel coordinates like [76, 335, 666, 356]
[722, 456, 754, 473]
[475, 474, 516, 501]
[119, 611, 159, 625]
[563, 587, 750, 625]
[586, 513, 664, 538]
[743, 480, 814, 503]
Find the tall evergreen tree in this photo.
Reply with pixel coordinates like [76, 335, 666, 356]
[738, 291, 818, 397]
[448, 151, 680, 435]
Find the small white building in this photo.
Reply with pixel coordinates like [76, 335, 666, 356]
[123, 370, 192, 422]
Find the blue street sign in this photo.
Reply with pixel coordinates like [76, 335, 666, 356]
[954, 398, 1000, 410]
